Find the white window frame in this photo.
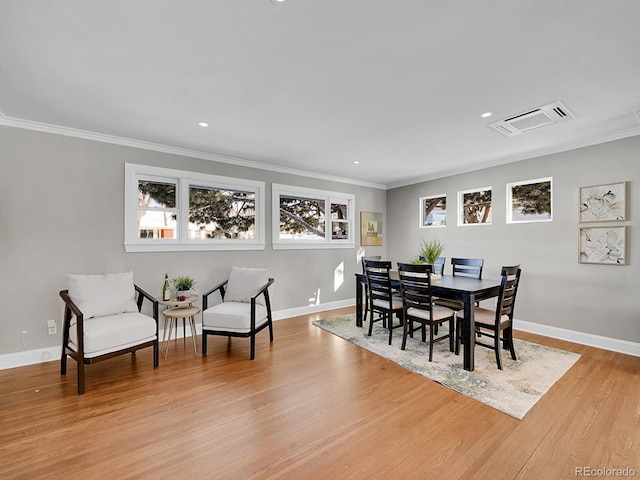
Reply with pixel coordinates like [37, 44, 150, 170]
[419, 194, 447, 228]
[125, 163, 265, 252]
[457, 186, 493, 226]
[506, 177, 553, 224]
[272, 183, 355, 250]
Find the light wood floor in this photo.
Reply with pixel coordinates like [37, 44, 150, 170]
[1, 307, 638, 479]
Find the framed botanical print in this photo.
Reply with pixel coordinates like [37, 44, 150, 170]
[458, 187, 492, 225]
[578, 226, 626, 265]
[360, 211, 383, 246]
[507, 177, 552, 223]
[579, 181, 627, 222]
[420, 194, 446, 227]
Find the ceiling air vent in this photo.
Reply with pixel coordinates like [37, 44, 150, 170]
[489, 101, 574, 137]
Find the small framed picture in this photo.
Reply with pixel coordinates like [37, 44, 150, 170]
[458, 187, 492, 225]
[579, 181, 626, 222]
[578, 226, 626, 265]
[360, 211, 383, 246]
[420, 194, 446, 227]
[507, 177, 552, 223]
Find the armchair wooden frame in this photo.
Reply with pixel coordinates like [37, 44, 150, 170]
[201, 277, 275, 360]
[59, 285, 159, 395]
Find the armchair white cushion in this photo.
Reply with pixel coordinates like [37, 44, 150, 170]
[60, 272, 159, 394]
[201, 267, 274, 360]
[67, 271, 139, 319]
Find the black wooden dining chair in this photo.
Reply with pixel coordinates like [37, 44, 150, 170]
[361, 255, 382, 324]
[434, 257, 484, 311]
[364, 259, 403, 345]
[397, 263, 456, 361]
[456, 265, 521, 369]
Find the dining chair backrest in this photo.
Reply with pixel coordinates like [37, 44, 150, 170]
[363, 259, 394, 306]
[495, 265, 521, 325]
[451, 257, 484, 279]
[361, 255, 382, 273]
[417, 256, 446, 275]
[397, 262, 434, 314]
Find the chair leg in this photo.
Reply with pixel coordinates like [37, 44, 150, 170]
[494, 335, 503, 370]
[367, 310, 375, 337]
[60, 352, 67, 375]
[428, 324, 434, 362]
[77, 360, 85, 395]
[268, 319, 274, 342]
[401, 315, 409, 350]
[504, 327, 517, 360]
[201, 331, 208, 356]
[250, 333, 256, 360]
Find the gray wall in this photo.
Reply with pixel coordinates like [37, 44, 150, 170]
[0, 126, 387, 355]
[387, 136, 639, 343]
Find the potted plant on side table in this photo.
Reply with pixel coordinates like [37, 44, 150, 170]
[172, 275, 197, 301]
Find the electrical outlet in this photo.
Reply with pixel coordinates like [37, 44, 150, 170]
[47, 319, 57, 335]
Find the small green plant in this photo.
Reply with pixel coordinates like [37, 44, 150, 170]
[172, 275, 196, 292]
[417, 238, 444, 265]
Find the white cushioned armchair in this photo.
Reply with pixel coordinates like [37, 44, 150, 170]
[201, 267, 274, 360]
[59, 271, 159, 394]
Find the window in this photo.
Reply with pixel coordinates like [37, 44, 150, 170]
[420, 194, 447, 227]
[272, 184, 355, 249]
[125, 164, 265, 252]
[458, 187, 492, 225]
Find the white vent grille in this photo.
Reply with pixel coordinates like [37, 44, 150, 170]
[489, 101, 574, 137]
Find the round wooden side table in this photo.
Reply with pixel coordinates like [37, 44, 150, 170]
[162, 305, 200, 357]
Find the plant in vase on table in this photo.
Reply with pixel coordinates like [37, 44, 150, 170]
[172, 275, 197, 301]
[412, 238, 445, 277]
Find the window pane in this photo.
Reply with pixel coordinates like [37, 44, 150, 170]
[279, 196, 326, 239]
[138, 181, 176, 208]
[137, 210, 177, 239]
[188, 186, 256, 239]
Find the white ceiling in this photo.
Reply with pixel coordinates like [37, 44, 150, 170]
[1, 0, 639, 189]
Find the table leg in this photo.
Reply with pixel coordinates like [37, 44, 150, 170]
[189, 315, 198, 355]
[462, 292, 476, 371]
[355, 276, 364, 327]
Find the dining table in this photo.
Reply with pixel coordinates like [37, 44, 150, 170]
[355, 271, 503, 371]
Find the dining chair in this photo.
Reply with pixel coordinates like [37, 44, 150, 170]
[419, 255, 446, 275]
[397, 263, 455, 361]
[363, 259, 404, 345]
[455, 265, 521, 370]
[361, 255, 382, 324]
[434, 257, 484, 311]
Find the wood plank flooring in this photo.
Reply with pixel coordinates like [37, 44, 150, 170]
[0, 307, 638, 479]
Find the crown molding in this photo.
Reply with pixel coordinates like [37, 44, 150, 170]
[0, 111, 387, 190]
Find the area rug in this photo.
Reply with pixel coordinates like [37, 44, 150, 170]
[313, 314, 580, 419]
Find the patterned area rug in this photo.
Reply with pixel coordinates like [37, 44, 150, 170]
[313, 314, 581, 419]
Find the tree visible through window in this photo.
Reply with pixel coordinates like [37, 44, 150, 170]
[189, 186, 255, 239]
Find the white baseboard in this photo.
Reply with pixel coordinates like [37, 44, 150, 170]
[3, 302, 636, 371]
[514, 319, 640, 357]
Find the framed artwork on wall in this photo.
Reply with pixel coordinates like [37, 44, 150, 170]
[458, 187, 492, 225]
[506, 177, 552, 223]
[578, 226, 626, 265]
[360, 211, 383, 246]
[579, 181, 627, 222]
[420, 195, 446, 227]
